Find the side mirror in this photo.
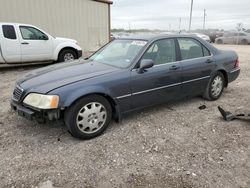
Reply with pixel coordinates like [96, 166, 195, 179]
[137, 59, 154, 73]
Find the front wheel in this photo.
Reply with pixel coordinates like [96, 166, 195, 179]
[203, 72, 225, 101]
[58, 49, 77, 62]
[64, 95, 112, 139]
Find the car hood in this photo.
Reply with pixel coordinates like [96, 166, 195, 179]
[55, 37, 77, 43]
[17, 60, 119, 94]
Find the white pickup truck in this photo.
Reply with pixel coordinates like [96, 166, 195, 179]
[0, 23, 82, 64]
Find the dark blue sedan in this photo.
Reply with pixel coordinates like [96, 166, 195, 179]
[11, 35, 240, 139]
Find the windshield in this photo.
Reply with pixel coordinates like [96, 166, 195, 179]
[89, 39, 148, 68]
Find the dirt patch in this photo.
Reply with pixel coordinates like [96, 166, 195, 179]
[0, 45, 249, 188]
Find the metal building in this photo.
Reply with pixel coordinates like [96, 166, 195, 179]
[0, 0, 112, 53]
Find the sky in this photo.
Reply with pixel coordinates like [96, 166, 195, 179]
[111, 0, 250, 31]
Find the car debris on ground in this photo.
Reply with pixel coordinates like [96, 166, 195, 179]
[218, 106, 250, 121]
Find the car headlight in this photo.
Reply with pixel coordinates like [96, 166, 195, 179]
[23, 93, 59, 109]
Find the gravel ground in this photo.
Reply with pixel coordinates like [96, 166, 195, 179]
[0, 45, 249, 188]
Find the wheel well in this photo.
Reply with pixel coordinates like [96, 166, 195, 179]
[64, 93, 119, 121]
[58, 47, 78, 60]
[218, 70, 228, 87]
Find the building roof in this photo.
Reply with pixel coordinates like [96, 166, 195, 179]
[93, 0, 113, 4]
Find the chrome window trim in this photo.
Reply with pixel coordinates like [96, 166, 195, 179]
[153, 61, 180, 67]
[180, 55, 214, 63]
[131, 61, 180, 72]
[131, 55, 214, 72]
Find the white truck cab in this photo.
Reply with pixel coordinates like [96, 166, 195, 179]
[0, 23, 82, 64]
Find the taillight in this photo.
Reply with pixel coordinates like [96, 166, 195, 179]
[235, 58, 240, 68]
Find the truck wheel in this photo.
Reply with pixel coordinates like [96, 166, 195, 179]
[58, 49, 77, 62]
[64, 95, 112, 139]
[203, 72, 225, 101]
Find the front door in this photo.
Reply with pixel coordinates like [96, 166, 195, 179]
[19, 25, 53, 62]
[131, 38, 182, 109]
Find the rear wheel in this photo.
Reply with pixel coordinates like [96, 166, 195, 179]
[203, 72, 225, 101]
[64, 95, 112, 139]
[58, 49, 77, 62]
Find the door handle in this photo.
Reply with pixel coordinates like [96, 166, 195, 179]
[169, 65, 180, 71]
[21, 42, 29, 45]
[205, 58, 213, 64]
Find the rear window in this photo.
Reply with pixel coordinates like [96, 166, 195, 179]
[178, 38, 203, 60]
[2, 25, 17, 40]
[178, 38, 211, 60]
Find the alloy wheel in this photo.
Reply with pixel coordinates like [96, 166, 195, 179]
[64, 53, 75, 62]
[211, 76, 223, 97]
[76, 102, 107, 134]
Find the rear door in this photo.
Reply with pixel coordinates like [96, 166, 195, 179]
[18, 25, 53, 62]
[130, 38, 182, 109]
[177, 38, 216, 97]
[0, 24, 21, 63]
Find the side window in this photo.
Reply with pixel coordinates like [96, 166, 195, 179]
[142, 39, 176, 65]
[202, 46, 211, 57]
[178, 38, 203, 60]
[2, 25, 17, 40]
[20, 26, 47, 40]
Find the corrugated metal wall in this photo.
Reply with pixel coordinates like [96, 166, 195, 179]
[0, 0, 110, 52]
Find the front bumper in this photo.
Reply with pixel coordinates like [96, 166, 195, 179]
[11, 100, 60, 121]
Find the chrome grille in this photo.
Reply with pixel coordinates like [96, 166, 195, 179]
[12, 85, 23, 101]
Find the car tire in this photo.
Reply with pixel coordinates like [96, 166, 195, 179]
[58, 49, 77, 62]
[241, 39, 248, 45]
[216, 39, 223, 44]
[64, 95, 112, 139]
[202, 72, 225, 101]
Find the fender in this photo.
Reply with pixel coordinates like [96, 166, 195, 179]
[210, 67, 229, 87]
[52, 42, 82, 61]
[59, 85, 122, 121]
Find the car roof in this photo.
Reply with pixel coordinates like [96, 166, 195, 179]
[118, 34, 219, 55]
[118, 34, 203, 42]
[0, 22, 34, 27]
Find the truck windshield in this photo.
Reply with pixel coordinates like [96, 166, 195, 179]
[89, 39, 148, 68]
